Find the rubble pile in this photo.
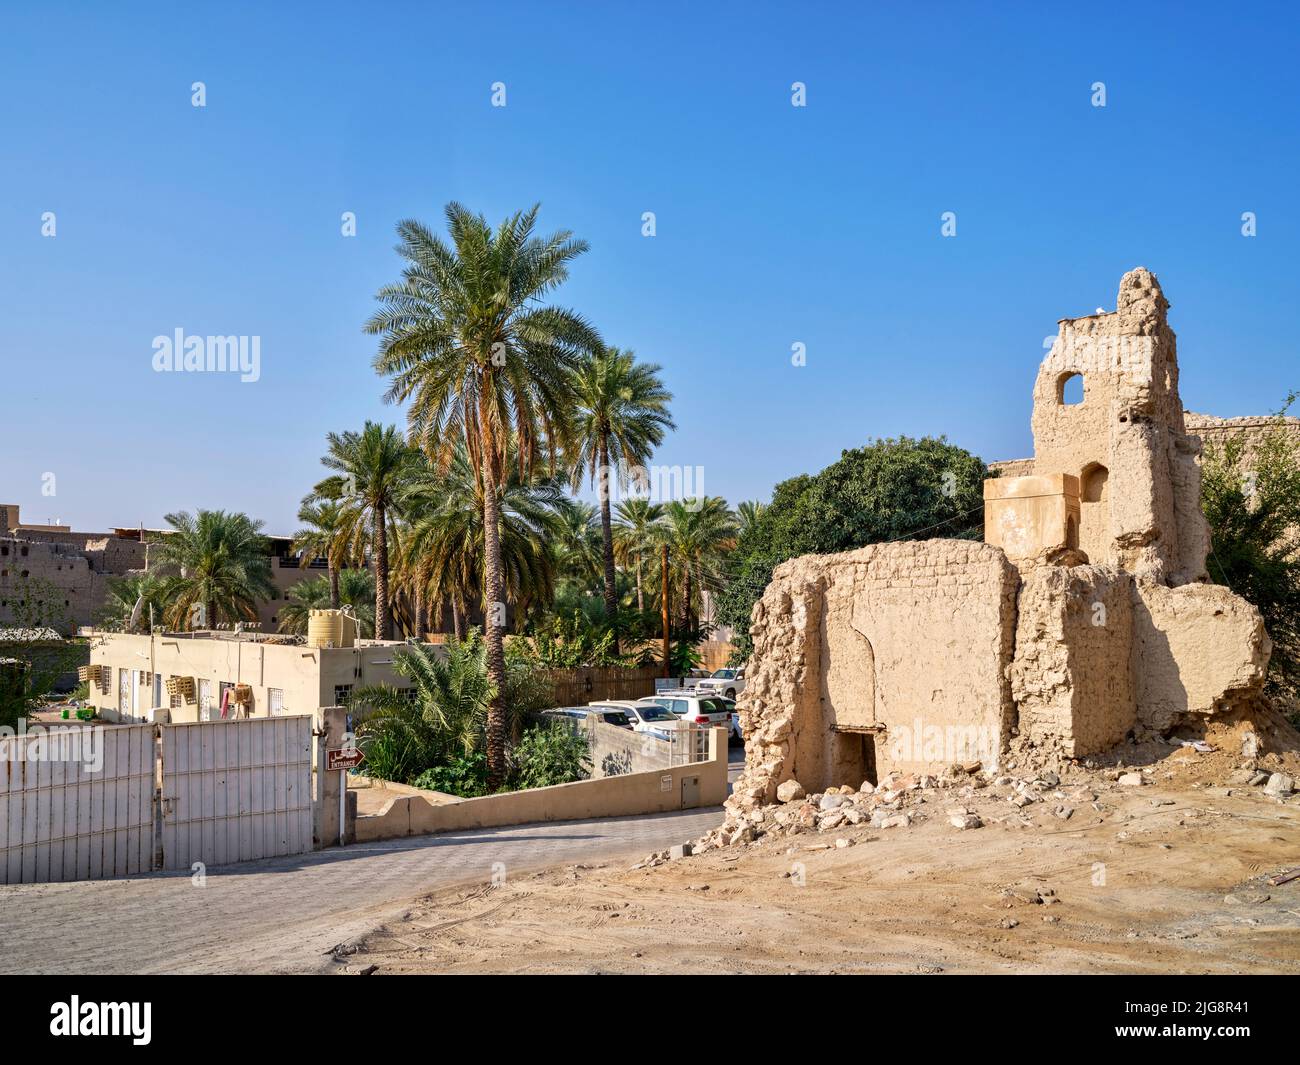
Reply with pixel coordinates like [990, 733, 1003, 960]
[632, 736, 1300, 864]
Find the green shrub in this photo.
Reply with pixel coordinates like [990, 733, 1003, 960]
[510, 722, 591, 790]
[1202, 402, 1300, 706]
[413, 753, 491, 797]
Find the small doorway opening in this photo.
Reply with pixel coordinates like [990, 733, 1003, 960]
[831, 728, 879, 788]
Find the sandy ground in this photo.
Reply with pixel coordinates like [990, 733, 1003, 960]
[343, 742, 1300, 974]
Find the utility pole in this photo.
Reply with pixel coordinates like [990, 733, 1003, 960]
[661, 543, 670, 679]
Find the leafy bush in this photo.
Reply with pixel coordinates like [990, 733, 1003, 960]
[715, 436, 988, 658]
[527, 611, 629, 667]
[413, 753, 490, 797]
[1201, 403, 1300, 704]
[352, 634, 494, 783]
[510, 722, 591, 790]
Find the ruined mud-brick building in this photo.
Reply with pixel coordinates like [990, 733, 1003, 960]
[730, 269, 1272, 809]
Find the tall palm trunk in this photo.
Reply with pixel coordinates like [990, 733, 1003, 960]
[681, 567, 692, 635]
[597, 438, 619, 651]
[635, 550, 644, 612]
[374, 503, 390, 639]
[480, 422, 508, 789]
[328, 563, 340, 609]
[205, 599, 216, 630]
[452, 602, 464, 641]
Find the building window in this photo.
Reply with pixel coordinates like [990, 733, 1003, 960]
[20, 546, 28, 557]
[268, 688, 284, 715]
[333, 684, 352, 706]
[1057, 371, 1084, 405]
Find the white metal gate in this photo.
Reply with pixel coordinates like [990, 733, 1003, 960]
[0, 725, 155, 884]
[159, 716, 313, 870]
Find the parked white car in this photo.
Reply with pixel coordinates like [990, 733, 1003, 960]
[587, 700, 680, 738]
[712, 696, 743, 744]
[693, 667, 746, 700]
[639, 692, 736, 737]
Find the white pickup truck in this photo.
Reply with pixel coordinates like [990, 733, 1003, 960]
[692, 667, 746, 700]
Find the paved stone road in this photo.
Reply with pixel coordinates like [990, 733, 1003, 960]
[0, 807, 724, 974]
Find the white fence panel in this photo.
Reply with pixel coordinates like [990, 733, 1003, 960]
[0, 725, 155, 884]
[160, 716, 312, 871]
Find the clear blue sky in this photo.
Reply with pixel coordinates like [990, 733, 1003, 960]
[2, 1, 1297, 535]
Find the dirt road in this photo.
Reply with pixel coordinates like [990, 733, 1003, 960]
[346, 779, 1300, 974]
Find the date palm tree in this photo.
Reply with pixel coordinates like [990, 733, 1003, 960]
[735, 499, 766, 537]
[152, 509, 275, 630]
[291, 498, 349, 608]
[613, 498, 664, 612]
[99, 572, 166, 632]
[660, 497, 736, 634]
[366, 202, 601, 786]
[555, 501, 603, 586]
[312, 422, 415, 640]
[401, 439, 569, 639]
[277, 569, 376, 637]
[568, 348, 674, 641]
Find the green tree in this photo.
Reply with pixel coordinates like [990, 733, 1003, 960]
[313, 422, 416, 641]
[151, 510, 275, 629]
[510, 722, 591, 790]
[716, 436, 988, 657]
[277, 569, 376, 637]
[660, 497, 736, 636]
[613, 498, 664, 612]
[735, 500, 766, 536]
[99, 572, 166, 632]
[352, 635, 495, 784]
[291, 498, 350, 609]
[366, 202, 602, 787]
[401, 440, 569, 637]
[555, 501, 603, 587]
[1201, 408, 1300, 702]
[0, 579, 80, 729]
[568, 347, 674, 640]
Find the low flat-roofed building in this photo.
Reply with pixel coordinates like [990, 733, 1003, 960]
[84, 628, 429, 724]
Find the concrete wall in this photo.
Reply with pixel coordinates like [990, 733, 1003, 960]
[574, 717, 675, 778]
[354, 727, 728, 842]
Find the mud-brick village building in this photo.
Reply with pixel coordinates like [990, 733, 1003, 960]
[727, 269, 1284, 816]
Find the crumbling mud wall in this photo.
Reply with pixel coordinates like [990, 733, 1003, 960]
[730, 541, 1017, 809]
[1029, 268, 1209, 585]
[1131, 582, 1270, 733]
[730, 269, 1276, 817]
[1011, 565, 1135, 757]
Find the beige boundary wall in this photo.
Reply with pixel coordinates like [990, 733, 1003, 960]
[355, 727, 729, 843]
